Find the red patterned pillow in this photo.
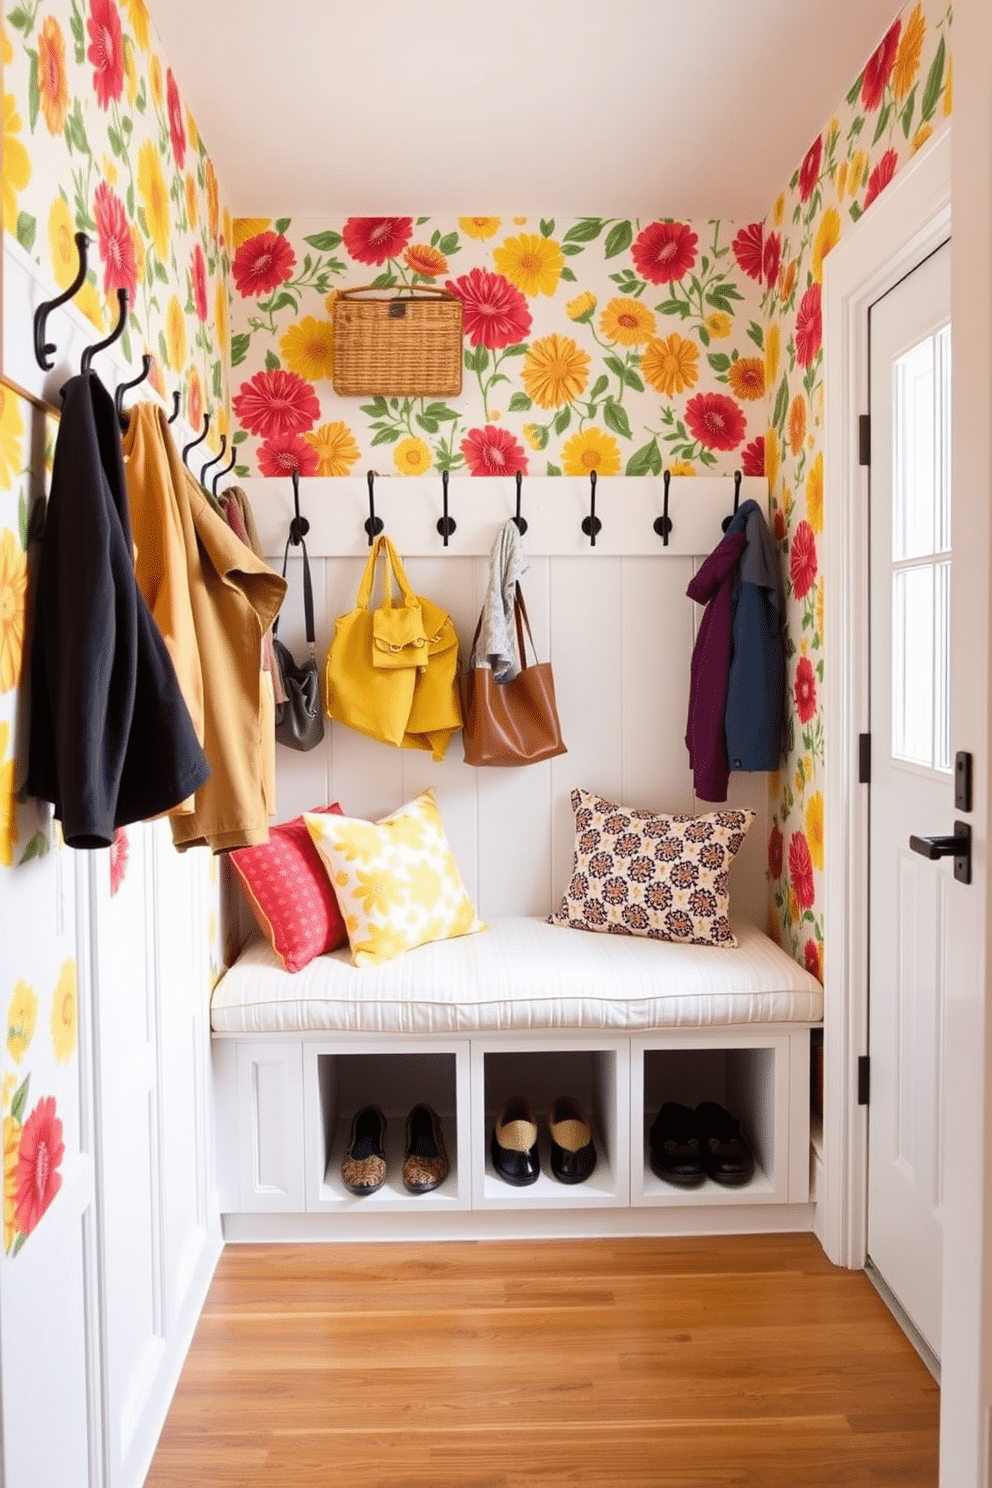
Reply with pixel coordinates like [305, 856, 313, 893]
[229, 804, 347, 972]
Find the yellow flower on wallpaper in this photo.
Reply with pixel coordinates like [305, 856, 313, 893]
[805, 792, 825, 873]
[166, 295, 187, 371]
[122, 35, 139, 106]
[835, 160, 849, 199]
[4, 1115, 19, 1252]
[812, 207, 842, 284]
[669, 460, 696, 477]
[806, 451, 824, 534]
[101, 155, 118, 189]
[788, 394, 807, 457]
[521, 334, 589, 409]
[223, 208, 232, 247]
[561, 427, 621, 478]
[728, 357, 765, 402]
[494, 233, 564, 298]
[599, 297, 656, 347]
[522, 424, 541, 450]
[50, 959, 78, 1065]
[2, 26, 11, 64]
[704, 311, 732, 339]
[566, 291, 596, 322]
[233, 217, 271, 248]
[944, 54, 953, 117]
[7, 981, 37, 1064]
[0, 530, 27, 694]
[48, 196, 79, 290]
[0, 387, 24, 491]
[280, 317, 334, 381]
[186, 106, 200, 155]
[149, 53, 163, 111]
[0, 721, 17, 868]
[205, 159, 219, 241]
[188, 367, 203, 434]
[641, 333, 699, 397]
[138, 141, 171, 264]
[125, 0, 152, 50]
[305, 421, 361, 477]
[912, 124, 934, 155]
[849, 150, 867, 198]
[772, 193, 785, 228]
[1, 1075, 15, 1112]
[779, 260, 797, 304]
[37, 16, 70, 136]
[393, 437, 432, 477]
[816, 578, 825, 641]
[459, 217, 500, 240]
[215, 280, 229, 351]
[185, 172, 198, 232]
[893, 4, 926, 101]
[130, 223, 146, 286]
[765, 320, 781, 389]
[74, 280, 105, 332]
[766, 427, 780, 497]
[2, 94, 30, 234]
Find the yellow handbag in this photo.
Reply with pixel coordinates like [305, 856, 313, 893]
[324, 535, 462, 761]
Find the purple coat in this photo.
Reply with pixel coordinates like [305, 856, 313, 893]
[685, 529, 747, 802]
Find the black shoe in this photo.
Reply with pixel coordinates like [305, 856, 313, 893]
[341, 1105, 387, 1195]
[548, 1096, 597, 1184]
[649, 1101, 705, 1187]
[403, 1103, 449, 1194]
[695, 1100, 755, 1186]
[491, 1097, 540, 1186]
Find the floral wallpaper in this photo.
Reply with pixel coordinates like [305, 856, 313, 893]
[228, 214, 766, 480]
[762, 0, 952, 978]
[3, 0, 232, 446]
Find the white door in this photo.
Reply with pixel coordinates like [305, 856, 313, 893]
[867, 240, 952, 1361]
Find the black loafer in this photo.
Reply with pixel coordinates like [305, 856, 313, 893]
[491, 1097, 540, 1186]
[549, 1095, 597, 1184]
[649, 1101, 705, 1187]
[695, 1100, 755, 1186]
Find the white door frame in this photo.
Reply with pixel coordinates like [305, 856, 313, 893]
[821, 128, 951, 1271]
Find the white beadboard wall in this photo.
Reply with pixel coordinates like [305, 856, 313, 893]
[244, 473, 772, 928]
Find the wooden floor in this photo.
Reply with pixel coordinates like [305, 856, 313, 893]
[144, 1233, 939, 1488]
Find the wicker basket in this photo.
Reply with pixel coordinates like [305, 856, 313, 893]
[332, 285, 463, 397]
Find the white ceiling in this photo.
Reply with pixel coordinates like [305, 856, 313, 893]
[150, 0, 903, 222]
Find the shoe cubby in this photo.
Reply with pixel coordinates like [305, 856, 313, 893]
[302, 1040, 472, 1212]
[471, 1038, 630, 1209]
[631, 1029, 811, 1207]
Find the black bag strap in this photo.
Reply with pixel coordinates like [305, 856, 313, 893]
[273, 527, 316, 655]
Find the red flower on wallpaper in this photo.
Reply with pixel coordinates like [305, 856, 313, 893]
[445, 267, 532, 351]
[256, 432, 320, 479]
[762, 231, 782, 291]
[191, 244, 208, 322]
[794, 655, 817, 723]
[731, 223, 763, 282]
[460, 425, 528, 478]
[790, 519, 818, 598]
[232, 231, 296, 299]
[342, 217, 414, 266]
[109, 827, 129, 896]
[773, 507, 786, 542]
[631, 221, 698, 285]
[798, 135, 823, 204]
[167, 68, 186, 169]
[233, 369, 320, 439]
[86, 0, 123, 110]
[740, 435, 765, 476]
[864, 149, 899, 210]
[789, 831, 816, 910]
[15, 1096, 64, 1237]
[768, 823, 784, 879]
[684, 392, 746, 452]
[94, 181, 137, 301]
[861, 18, 902, 111]
[794, 283, 823, 368]
[804, 937, 822, 982]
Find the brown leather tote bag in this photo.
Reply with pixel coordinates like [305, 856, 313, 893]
[460, 585, 567, 767]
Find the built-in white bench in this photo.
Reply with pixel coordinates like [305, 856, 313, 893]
[211, 916, 823, 1242]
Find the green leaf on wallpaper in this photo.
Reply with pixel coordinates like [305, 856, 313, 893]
[602, 399, 631, 440]
[27, 51, 39, 132]
[268, 292, 296, 315]
[18, 493, 28, 552]
[464, 346, 489, 374]
[846, 72, 864, 107]
[158, 330, 169, 367]
[849, 201, 863, 223]
[66, 102, 89, 156]
[417, 216, 430, 226]
[698, 325, 710, 347]
[623, 367, 644, 393]
[303, 231, 342, 251]
[871, 101, 892, 147]
[212, 363, 223, 400]
[604, 355, 626, 382]
[546, 463, 562, 477]
[746, 320, 764, 350]
[10, 1077, 29, 1125]
[500, 344, 528, 358]
[235, 464, 250, 479]
[707, 353, 732, 374]
[604, 221, 634, 259]
[438, 233, 459, 256]
[360, 398, 389, 418]
[773, 374, 789, 432]
[626, 440, 661, 477]
[18, 832, 49, 867]
[121, 115, 132, 137]
[705, 282, 744, 309]
[900, 85, 919, 139]
[530, 424, 549, 450]
[371, 272, 397, 289]
[920, 35, 946, 123]
[589, 375, 609, 402]
[230, 333, 250, 368]
[7, 6, 32, 35]
[508, 392, 532, 413]
[69, 0, 84, 59]
[656, 297, 690, 319]
[561, 244, 585, 258]
[416, 415, 440, 435]
[564, 219, 603, 244]
[274, 218, 291, 235]
[232, 429, 249, 445]
[553, 406, 572, 436]
[153, 258, 169, 285]
[422, 402, 458, 421]
[559, 267, 577, 283]
[540, 219, 555, 238]
[126, 184, 134, 219]
[370, 427, 400, 446]
[264, 350, 281, 372]
[16, 213, 36, 253]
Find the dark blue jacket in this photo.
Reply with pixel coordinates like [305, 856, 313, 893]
[724, 498, 785, 774]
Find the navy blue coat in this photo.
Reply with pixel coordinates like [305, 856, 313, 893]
[724, 498, 786, 774]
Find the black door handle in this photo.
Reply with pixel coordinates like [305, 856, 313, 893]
[909, 822, 971, 884]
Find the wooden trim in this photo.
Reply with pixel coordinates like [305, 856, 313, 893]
[0, 370, 61, 420]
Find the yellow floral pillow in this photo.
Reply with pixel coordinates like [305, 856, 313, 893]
[304, 790, 485, 967]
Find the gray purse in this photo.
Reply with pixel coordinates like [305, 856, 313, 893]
[273, 528, 324, 752]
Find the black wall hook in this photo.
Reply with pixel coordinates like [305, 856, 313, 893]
[289, 469, 310, 545]
[114, 353, 152, 421]
[34, 231, 89, 369]
[512, 469, 528, 536]
[167, 389, 181, 423]
[200, 434, 228, 487]
[436, 469, 456, 546]
[212, 442, 237, 496]
[365, 469, 384, 546]
[653, 469, 673, 546]
[81, 287, 128, 373]
[721, 469, 743, 533]
[181, 411, 210, 468]
[581, 470, 602, 547]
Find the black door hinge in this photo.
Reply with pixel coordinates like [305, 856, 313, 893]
[859, 414, 871, 467]
[858, 1055, 870, 1106]
[858, 733, 871, 784]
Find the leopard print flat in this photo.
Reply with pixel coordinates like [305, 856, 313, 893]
[341, 1105, 387, 1194]
[402, 1103, 449, 1194]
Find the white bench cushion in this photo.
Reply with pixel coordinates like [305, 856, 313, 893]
[210, 916, 823, 1036]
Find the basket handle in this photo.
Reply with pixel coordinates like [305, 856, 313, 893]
[337, 284, 459, 302]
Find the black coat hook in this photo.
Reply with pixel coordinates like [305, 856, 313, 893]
[289, 468, 310, 545]
[34, 231, 89, 369]
[581, 470, 602, 547]
[181, 411, 210, 468]
[721, 469, 743, 533]
[81, 287, 128, 373]
[512, 469, 528, 536]
[365, 469, 384, 546]
[436, 469, 456, 546]
[200, 434, 228, 487]
[654, 469, 673, 546]
[212, 442, 237, 496]
[167, 389, 181, 423]
[114, 353, 152, 422]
